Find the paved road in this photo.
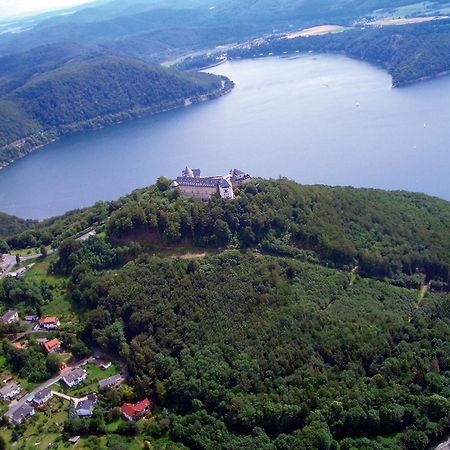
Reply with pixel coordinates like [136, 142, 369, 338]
[4, 356, 91, 419]
[0, 228, 94, 279]
[4, 347, 129, 419]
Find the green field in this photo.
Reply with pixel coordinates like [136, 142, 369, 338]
[24, 254, 75, 320]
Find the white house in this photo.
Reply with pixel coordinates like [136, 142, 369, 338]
[75, 399, 94, 417]
[10, 404, 35, 425]
[1, 310, 19, 324]
[38, 316, 60, 330]
[0, 382, 21, 401]
[32, 387, 53, 407]
[61, 368, 86, 388]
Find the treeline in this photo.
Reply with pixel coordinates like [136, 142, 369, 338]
[103, 179, 450, 285]
[70, 253, 450, 449]
[229, 19, 450, 87]
[0, 54, 229, 166]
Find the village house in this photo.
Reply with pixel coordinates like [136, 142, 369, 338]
[121, 398, 151, 421]
[93, 358, 112, 370]
[1, 310, 19, 324]
[32, 387, 53, 407]
[12, 342, 26, 350]
[24, 314, 38, 322]
[43, 338, 62, 354]
[10, 404, 35, 425]
[0, 382, 21, 401]
[99, 374, 123, 390]
[38, 316, 60, 330]
[170, 167, 251, 201]
[75, 399, 94, 417]
[61, 368, 87, 388]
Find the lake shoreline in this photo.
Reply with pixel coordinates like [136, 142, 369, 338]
[0, 81, 234, 172]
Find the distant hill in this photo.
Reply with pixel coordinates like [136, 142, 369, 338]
[229, 18, 450, 87]
[0, 52, 230, 167]
[0, 212, 33, 240]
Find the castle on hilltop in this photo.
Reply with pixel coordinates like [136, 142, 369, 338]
[170, 167, 251, 200]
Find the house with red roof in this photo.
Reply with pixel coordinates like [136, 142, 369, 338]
[38, 316, 60, 330]
[43, 338, 62, 354]
[121, 399, 151, 421]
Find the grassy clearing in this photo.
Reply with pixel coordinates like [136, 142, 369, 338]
[25, 254, 75, 321]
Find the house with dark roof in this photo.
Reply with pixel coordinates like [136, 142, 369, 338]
[1, 310, 18, 324]
[43, 338, 62, 354]
[121, 398, 151, 421]
[75, 399, 94, 417]
[32, 387, 53, 407]
[172, 167, 251, 201]
[10, 404, 35, 424]
[99, 374, 123, 390]
[61, 368, 86, 388]
[0, 382, 21, 400]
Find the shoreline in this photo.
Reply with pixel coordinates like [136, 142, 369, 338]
[0, 81, 234, 172]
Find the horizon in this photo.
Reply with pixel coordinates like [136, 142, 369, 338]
[0, 0, 97, 21]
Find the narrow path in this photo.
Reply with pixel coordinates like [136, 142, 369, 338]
[408, 283, 429, 322]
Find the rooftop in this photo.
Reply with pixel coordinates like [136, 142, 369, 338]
[62, 368, 85, 384]
[0, 381, 19, 396]
[11, 404, 34, 422]
[33, 387, 52, 403]
[1, 310, 17, 322]
[99, 374, 122, 389]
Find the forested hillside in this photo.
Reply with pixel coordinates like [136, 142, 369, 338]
[6, 179, 450, 285]
[73, 253, 449, 449]
[1, 178, 449, 448]
[0, 212, 32, 241]
[229, 19, 450, 87]
[0, 55, 230, 167]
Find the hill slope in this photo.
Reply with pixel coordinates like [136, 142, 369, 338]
[0, 53, 230, 167]
[1, 178, 449, 449]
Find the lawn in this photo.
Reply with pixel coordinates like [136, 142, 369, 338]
[24, 254, 76, 321]
[62, 362, 121, 398]
[0, 396, 70, 450]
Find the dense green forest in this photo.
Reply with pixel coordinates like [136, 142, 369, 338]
[1, 0, 441, 58]
[72, 254, 449, 449]
[1, 179, 449, 448]
[229, 19, 450, 87]
[5, 179, 450, 285]
[0, 54, 229, 166]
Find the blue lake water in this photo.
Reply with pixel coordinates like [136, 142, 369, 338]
[0, 54, 449, 219]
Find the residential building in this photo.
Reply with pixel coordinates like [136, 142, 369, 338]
[121, 398, 151, 421]
[68, 436, 80, 444]
[12, 342, 25, 350]
[38, 316, 60, 330]
[99, 374, 123, 390]
[75, 399, 94, 417]
[0, 382, 21, 401]
[93, 359, 112, 370]
[32, 387, 53, 407]
[1, 310, 19, 324]
[10, 404, 35, 424]
[43, 338, 62, 354]
[24, 315, 38, 322]
[61, 368, 86, 388]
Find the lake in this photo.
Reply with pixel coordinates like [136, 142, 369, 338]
[0, 54, 449, 219]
